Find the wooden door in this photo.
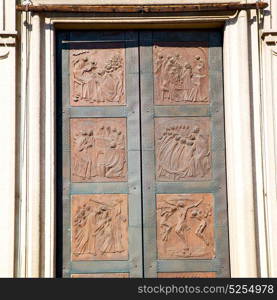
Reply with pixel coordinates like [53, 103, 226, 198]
[56, 31, 143, 278]
[56, 30, 230, 278]
[140, 30, 230, 278]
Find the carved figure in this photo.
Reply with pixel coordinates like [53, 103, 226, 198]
[74, 203, 97, 256]
[158, 198, 202, 256]
[190, 204, 212, 246]
[159, 202, 177, 242]
[174, 199, 202, 254]
[189, 55, 208, 102]
[94, 200, 126, 254]
[72, 195, 128, 260]
[73, 130, 96, 179]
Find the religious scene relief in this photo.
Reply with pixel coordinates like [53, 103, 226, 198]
[71, 118, 127, 182]
[153, 43, 209, 105]
[70, 44, 125, 106]
[157, 194, 215, 259]
[72, 194, 128, 261]
[155, 117, 211, 181]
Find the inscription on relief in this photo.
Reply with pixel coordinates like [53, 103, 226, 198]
[154, 42, 209, 105]
[157, 194, 215, 259]
[71, 118, 127, 182]
[72, 194, 128, 261]
[155, 117, 211, 181]
[70, 43, 125, 106]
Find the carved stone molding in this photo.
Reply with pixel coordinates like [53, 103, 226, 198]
[18, 1, 269, 12]
[0, 31, 17, 60]
[262, 30, 277, 45]
[262, 30, 277, 55]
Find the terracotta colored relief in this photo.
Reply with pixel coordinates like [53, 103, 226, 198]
[153, 42, 209, 105]
[155, 118, 211, 181]
[158, 272, 216, 278]
[157, 194, 215, 259]
[71, 118, 127, 182]
[72, 194, 128, 261]
[71, 273, 129, 278]
[70, 44, 125, 106]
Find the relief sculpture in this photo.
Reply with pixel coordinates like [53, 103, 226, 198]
[71, 118, 127, 182]
[155, 117, 211, 181]
[154, 43, 209, 105]
[72, 194, 128, 261]
[70, 44, 125, 106]
[157, 194, 215, 259]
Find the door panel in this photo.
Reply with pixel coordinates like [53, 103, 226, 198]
[70, 42, 126, 107]
[70, 118, 128, 183]
[140, 30, 230, 277]
[57, 31, 143, 278]
[56, 29, 230, 278]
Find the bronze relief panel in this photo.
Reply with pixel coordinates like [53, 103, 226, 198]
[153, 42, 209, 105]
[71, 118, 127, 182]
[157, 193, 215, 260]
[158, 272, 216, 278]
[72, 194, 128, 261]
[70, 43, 125, 106]
[155, 117, 211, 181]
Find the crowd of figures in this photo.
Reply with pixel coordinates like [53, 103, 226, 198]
[71, 50, 124, 104]
[157, 123, 211, 180]
[72, 125, 126, 181]
[73, 199, 127, 257]
[154, 49, 208, 104]
[158, 197, 213, 258]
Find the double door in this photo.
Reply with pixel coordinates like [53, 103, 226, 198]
[56, 30, 230, 278]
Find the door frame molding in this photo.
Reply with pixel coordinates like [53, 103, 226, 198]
[17, 11, 258, 277]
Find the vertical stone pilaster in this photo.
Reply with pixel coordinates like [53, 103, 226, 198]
[223, 10, 258, 277]
[260, 30, 277, 277]
[0, 0, 16, 278]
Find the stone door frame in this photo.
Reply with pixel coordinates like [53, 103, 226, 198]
[16, 10, 259, 278]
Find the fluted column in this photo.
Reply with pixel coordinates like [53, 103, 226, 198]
[18, 12, 42, 278]
[223, 10, 258, 277]
[26, 13, 41, 277]
[0, 0, 16, 278]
